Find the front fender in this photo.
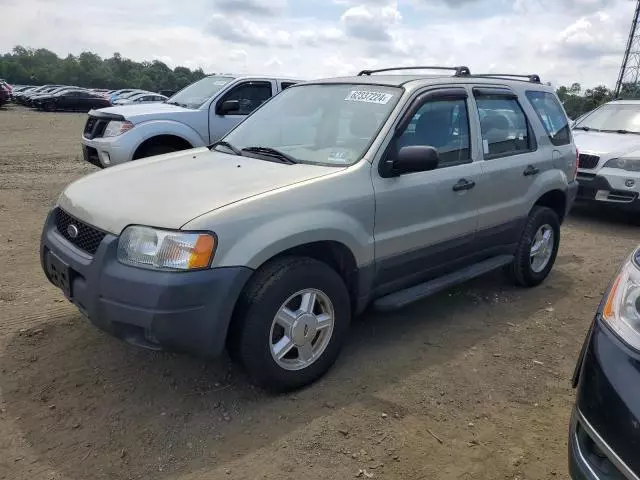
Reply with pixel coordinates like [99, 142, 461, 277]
[130, 120, 206, 152]
[209, 210, 373, 270]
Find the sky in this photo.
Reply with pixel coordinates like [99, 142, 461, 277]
[0, 0, 635, 88]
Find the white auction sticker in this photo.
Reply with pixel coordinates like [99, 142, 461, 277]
[345, 90, 394, 104]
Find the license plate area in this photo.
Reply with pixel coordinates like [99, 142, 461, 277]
[46, 252, 73, 298]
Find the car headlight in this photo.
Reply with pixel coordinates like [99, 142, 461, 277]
[117, 226, 216, 270]
[602, 249, 640, 350]
[103, 120, 134, 137]
[603, 157, 640, 172]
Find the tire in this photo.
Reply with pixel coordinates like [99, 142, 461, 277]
[44, 102, 56, 112]
[505, 206, 560, 287]
[136, 144, 179, 159]
[228, 257, 351, 392]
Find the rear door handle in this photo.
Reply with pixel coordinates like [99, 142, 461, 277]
[523, 165, 540, 176]
[452, 178, 476, 192]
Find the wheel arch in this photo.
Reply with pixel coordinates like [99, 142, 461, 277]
[132, 134, 193, 160]
[533, 189, 567, 223]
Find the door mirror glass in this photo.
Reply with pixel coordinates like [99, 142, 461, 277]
[393, 146, 439, 174]
[217, 99, 240, 115]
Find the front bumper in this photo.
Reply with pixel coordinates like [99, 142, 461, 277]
[576, 171, 640, 212]
[81, 135, 132, 168]
[570, 319, 640, 479]
[40, 209, 253, 358]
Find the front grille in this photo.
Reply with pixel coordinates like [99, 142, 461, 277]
[578, 154, 600, 169]
[83, 116, 109, 139]
[54, 208, 106, 255]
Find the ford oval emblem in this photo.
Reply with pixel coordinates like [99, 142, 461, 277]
[67, 224, 79, 239]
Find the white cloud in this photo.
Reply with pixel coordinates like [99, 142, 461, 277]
[0, 0, 633, 88]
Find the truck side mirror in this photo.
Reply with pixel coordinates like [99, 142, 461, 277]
[217, 100, 240, 115]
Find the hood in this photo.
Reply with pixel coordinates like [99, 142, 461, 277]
[58, 148, 342, 234]
[573, 130, 640, 157]
[93, 103, 195, 124]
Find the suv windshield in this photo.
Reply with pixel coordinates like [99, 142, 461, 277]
[168, 76, 235, 109]
[221, 83, 401, 166]
[575, 103, 640, 133]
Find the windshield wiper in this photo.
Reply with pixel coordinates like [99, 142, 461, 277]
[602, 129, 640, 135]
[241, 146, 297, 164]
[166, 101, 187, 108]
[210, 141, 242, 156]
[573, 126, 598, 131]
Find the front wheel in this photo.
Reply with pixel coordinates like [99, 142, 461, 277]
[44, 102, 56, 112]
[505, 206, 560, 287]
[228, 257, 351, 392]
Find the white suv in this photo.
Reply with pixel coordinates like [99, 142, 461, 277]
[573, 100, 640, 214]
[81, 75, 299, 168]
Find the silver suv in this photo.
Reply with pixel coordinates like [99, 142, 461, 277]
[573, 100, 640, 214]
[42, 66, 578, 391]
[81, 74, 299, 168]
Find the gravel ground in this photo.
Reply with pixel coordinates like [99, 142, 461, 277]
[0, 105, 638, 480]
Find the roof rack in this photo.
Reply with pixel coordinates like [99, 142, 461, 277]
[357, 66, 471, 77]
[470, 73, 541, 84]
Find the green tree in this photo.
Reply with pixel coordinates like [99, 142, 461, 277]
[0, 45, 208, 93]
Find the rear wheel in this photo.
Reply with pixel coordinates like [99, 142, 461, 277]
[505, 206, 560, 287]
[228, 257, 351, 392]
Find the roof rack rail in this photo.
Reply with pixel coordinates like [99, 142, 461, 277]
[357, 66, 471, 77]
[471, 73, 541, 84]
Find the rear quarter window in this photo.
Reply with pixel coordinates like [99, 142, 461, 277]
[525, 91, 571, 146]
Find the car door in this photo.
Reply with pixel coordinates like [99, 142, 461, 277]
[208, 80, 275, 143]
[371, 87, 482, 293]
[469, 86, 549, 250]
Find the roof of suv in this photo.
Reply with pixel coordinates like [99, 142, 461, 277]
[309, 74, 555, 89]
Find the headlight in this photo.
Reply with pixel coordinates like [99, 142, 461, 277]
[603, 157, 640, 172]
[103, 120, 134, 137]
[602, 249, 640, 350]
[117, 226, 216, 270]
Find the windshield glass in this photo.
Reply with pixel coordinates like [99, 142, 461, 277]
[575, 103, 640, 133]
[168, 76, 235, 109]
[221, 83, 401, 166]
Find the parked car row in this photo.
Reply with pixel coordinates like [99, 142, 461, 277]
[7, 84, 168, 112]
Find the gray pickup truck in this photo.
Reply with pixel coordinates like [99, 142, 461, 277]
[43, 66, 578, 391]
[81, 74, 299, 167]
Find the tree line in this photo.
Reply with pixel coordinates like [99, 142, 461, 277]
[0, 46, 207, 93]
[1, 46, 637, 116]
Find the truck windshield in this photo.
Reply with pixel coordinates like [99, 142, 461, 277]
[575, 103, 640, 134]
[221, 83, 402, 166]
[168, 76, 235, 109]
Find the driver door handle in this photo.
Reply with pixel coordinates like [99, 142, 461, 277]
[523, 165, 540, 176]
[452, 178, 476, 192]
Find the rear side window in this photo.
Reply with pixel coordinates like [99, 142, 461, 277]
[475, 95, 533, 158]
[526, 91, 570, 146]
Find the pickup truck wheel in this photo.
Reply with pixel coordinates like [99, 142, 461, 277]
[506, 206, 560, 287]
[229, 257, 351, 392]
[136, 144, 179, 159]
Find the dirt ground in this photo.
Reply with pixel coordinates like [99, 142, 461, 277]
[0, 105, 638, 480]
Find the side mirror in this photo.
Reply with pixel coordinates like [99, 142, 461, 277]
[217, 99, 240, 115]
[390, 146, 439, 175]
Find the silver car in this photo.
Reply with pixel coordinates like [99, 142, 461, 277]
[573, 100, 640, 214]
[42, 66, 578, 391]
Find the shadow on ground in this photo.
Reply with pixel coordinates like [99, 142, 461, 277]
[0, 266, 574, 479]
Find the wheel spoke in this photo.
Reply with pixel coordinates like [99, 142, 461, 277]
[272, 336, 295, 360]
[299, 291, 317, 314]
[530, 240, 543, 257]
[298, 342, 314, 362]
[542, 229, 552, 245]
[275, 307, 297, 333]
[316, 313, 332, 330]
